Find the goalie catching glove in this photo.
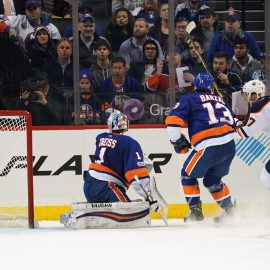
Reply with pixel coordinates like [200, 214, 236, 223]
[131, 177, 160, 212]
[171, 134, 191, 154]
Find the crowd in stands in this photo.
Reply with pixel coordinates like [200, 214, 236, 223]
[0, 0, 265, 125]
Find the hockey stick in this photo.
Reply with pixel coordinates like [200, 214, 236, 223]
[186, 21, 251, 126]
[134, 175, 168, 226]
[186, 21, 223, 98]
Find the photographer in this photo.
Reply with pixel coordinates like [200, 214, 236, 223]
[211, 51, 242, 105]
[17, 72, 65, 125]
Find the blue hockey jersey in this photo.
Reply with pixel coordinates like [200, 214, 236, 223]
[166, 92, 239, 150]
[88, 132, 149, 189]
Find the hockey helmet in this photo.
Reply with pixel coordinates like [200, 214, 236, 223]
[107, 111, 129, 133]
[242, 80, 265, 102]
[194, 72, 215, 92]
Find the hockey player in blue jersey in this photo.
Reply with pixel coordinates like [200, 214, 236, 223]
[84, 111, 152, 203]
[166, 72, 239, 223]
[237, 80, 270, 189]
[61, 111, 168, 229]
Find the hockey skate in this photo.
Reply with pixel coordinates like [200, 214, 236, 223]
[213, 203, 235, 223]
[184, 201, 204, 222]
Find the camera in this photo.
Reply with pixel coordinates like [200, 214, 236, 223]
[21, 77, 46, 102]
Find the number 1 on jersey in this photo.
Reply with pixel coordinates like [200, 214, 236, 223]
[96, 147, 106, 164]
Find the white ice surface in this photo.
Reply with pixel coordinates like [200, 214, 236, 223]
[0, 216, 270, 270]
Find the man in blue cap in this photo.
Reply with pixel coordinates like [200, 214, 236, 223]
[207, 9, 261, 62]
[72, 13, 108, 68]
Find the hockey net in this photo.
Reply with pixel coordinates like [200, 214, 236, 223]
[0, 110, 35, 228]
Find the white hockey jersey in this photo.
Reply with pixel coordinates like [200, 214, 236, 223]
[238, 97, 270, 138]
[4, 14, 61, 51]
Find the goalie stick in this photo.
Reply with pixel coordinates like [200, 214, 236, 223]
[134, 176, 168, 226]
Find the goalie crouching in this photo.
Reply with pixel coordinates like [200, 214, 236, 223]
[61, 111, 167, 229]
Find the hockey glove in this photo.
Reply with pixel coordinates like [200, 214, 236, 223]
[171, 134, 191, 154]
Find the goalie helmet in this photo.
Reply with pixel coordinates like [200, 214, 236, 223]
[194, 72, 215, 93]
[242, 80, 265, 102]
[107, 111, 129, 133]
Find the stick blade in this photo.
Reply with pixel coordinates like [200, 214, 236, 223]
[186, 21, 196, 34]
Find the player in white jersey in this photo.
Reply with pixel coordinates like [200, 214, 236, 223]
[237, 80, 270, 189]
[3, 0, 61, 51]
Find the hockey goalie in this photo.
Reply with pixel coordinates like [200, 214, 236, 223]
[60, 111, 168, 229]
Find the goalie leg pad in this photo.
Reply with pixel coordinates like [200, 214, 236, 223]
[60, 201, 151, 229]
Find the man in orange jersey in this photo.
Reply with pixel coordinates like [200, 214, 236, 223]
[166, 72, 239, 223]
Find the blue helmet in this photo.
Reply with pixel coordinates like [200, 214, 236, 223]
[194, 72, 215, 92]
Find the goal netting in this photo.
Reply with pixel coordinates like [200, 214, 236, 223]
[0, 110, 35, 228]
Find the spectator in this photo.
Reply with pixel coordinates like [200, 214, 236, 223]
[17, 71, 65, 125]
[64, 5, 103, 39]
[229, 37, 260, 84]
[175, 0, 208, 24]
[41, 37, 73, 87]
[0, 0, 26, 17]
[132, 0, 160, 27]
[118, 18, 164, 68]
[182, 38, 207, 84]
[78, 69, 102, 125]
[129, 39, 164, 123]
[90, 38, 112, 88]
[4, 0, 61, 51]
[252, 53, 266, 83]
[75, 13, 108, 69]
[148, 2, 169, 51]
[112, 0, 141, 13]
[98, 56, 143, 113]
[146, 47, 183, 96]
[105, 7, 134, 54]
[174, 16, 190, 61]
[207, 10, 261, 62]
[211, 51, 242, 105]
[41, 0, 72, 18]
[190, 7, 223, 52]
[128, 39, 159, 87]
[26, 25, 57, 68]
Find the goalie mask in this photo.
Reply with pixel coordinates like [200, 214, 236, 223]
[194, 72, 215, 93]
[107, 111, 129, 133]
[242, 80, 265, 102]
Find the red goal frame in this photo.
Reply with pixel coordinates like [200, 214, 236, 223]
[0, 110, 34, 228]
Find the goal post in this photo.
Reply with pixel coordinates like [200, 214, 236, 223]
[0, 110, 35, 228]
